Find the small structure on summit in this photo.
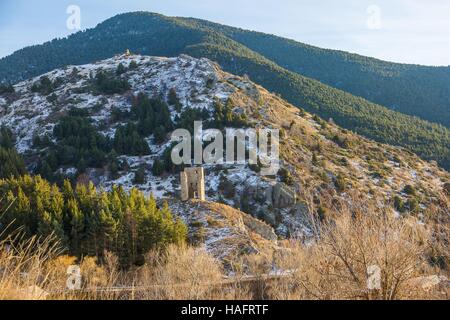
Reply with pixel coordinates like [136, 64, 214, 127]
[180, 167, 206, 201]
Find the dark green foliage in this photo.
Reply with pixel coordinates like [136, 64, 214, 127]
[1, 12, 450, 168]
[175, 107, 211, 134]
[50, 109, 112, 167]
[240, 193, 251, 214]
[312, 153, 319, 166]
[339, 157, 349, 166]
[35, 109, 112, 180]
[206, 78, 214, 89]
[213, 99, 249, 129]
[0, 127, 27, 179]
[162, 142, 184, 175]
[0, 148, 27, 179]
[46, 93, 57, 103]
[218, 175, 235, 199]
[334, 174, 347, 192]
[131, 93, 173, 138]
[248, 163, 260, 173]
[187, 29, 450, 169]
[278, 167, 294, 186]
[153, 126, 167, 144]
[113, 123, 150, 156]
[0, 84, 14, 95]
[36, 160, 55, 181]
[332, 134, 351, 149]
[93, 70, 130, 95]
[167, 88, 182, 112]
[151, 159, 165, 176]
[444, 182, 450, 196]
[403, 185, 416, 196]
[0, 127, 15, 149]
[129, 60, 138, 70]
[0, 175, 187, 267]
[207, 23, 450, 128]
[31, 76, 61, 95]
[133, 166, 146, 184]
[405, 198, 419, 213]
[393, 195, 405, 212]
[108, 151, 121, 179]
[189, 220, 206, 246]
[145, 143, 180, 177]
[111, 106, 131, 122]
[116, 63, 126, 75]
[32, 134, 52, 149]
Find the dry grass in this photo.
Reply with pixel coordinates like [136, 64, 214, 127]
[139, 245, 225, 299]
[265, 195, 449, 300]
[0, 196, 447, 300]
[0, 234, 62, 300]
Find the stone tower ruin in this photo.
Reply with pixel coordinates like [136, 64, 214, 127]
[180, 167, 206, 201]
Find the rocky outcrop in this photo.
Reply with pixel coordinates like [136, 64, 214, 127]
[271, 183, 297, 208]
[161, 199, 278, 261]
[240, 213, 278, 241]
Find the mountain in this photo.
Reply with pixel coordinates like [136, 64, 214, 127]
[0, 12, 449, 170]
[1, 54, 448, 241]
[185, 17, 450, 128]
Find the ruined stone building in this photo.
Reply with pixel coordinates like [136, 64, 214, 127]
[180, 167, 206, 201]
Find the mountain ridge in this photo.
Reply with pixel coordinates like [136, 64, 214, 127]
[181, 15, 450, 127]
[0, 12, 449, 169]
[1, 53, 448, 239]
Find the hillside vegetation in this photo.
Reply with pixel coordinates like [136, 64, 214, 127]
[0, 54, 448, 239]
[0, 12, 449, 169]
[185, 17, 450, 127]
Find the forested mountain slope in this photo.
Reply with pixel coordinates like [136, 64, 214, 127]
[1, 54, 448, 240]
[184, 17, 450, 127]
[0, 12, 449, 169]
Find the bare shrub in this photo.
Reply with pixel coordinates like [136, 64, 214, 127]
[141, 245, 224, 299]
[280, 202, 440, 299]
[0, 234, 62, 300]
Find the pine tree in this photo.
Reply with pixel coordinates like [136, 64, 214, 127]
[116, 63, 126, 75]
[0, 175, 187, 267]
[154, 126, 167, 144]
[133, 167, 146, 184]
[67, 198, 84, 256]
[168, 88, 182, 112]
[129, 60, 138, 70]
[152, 159, 165, 176]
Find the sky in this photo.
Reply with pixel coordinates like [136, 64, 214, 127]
[1, 0, 449, 66]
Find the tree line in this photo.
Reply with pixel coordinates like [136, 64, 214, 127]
[0, 175, 187, 267]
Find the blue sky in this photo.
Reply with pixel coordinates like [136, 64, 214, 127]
[1, 0, 449, 66]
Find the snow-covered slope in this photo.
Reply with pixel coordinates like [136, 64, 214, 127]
[1, 53, 448, 243]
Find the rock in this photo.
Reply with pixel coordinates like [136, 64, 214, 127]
[272, 183, 296, 208]
[240, 214, 278, 242]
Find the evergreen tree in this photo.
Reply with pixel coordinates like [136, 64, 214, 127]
[0, 175, 187, 267]
[151, 159, 165, 176]
[168, 88, 182, 112]
[116, 63, 126, 75]
[133, 167, 146, 185]
[129, 60, 138, 70]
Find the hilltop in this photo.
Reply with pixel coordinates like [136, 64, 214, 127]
[0, 12, 449, 168]
[0, 53, 448, 242]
